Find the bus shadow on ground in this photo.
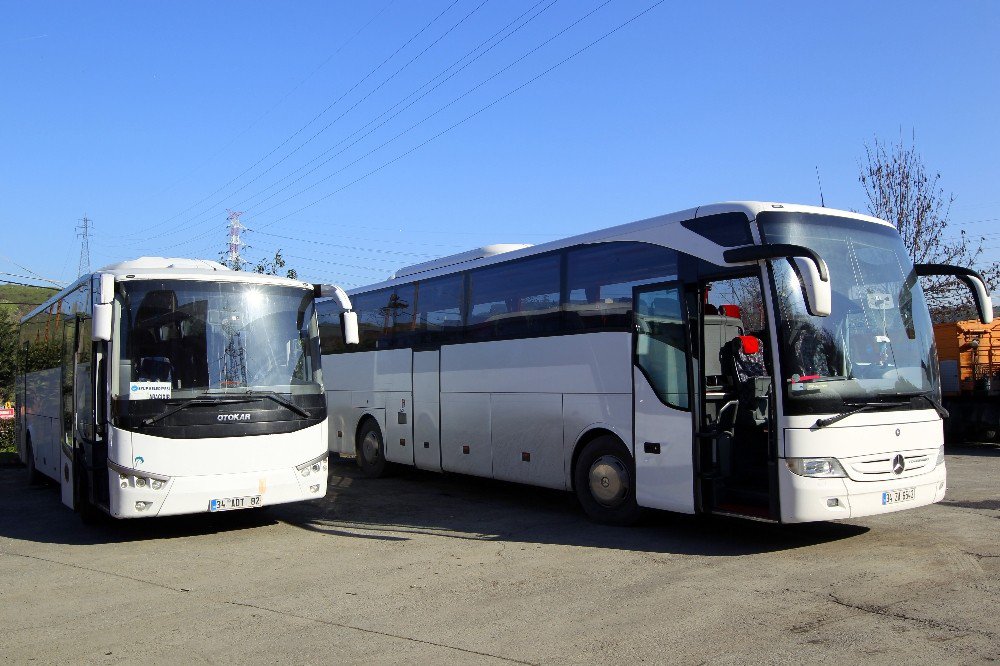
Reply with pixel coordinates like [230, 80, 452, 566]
[0, 462, 869, 554]
[0, 469, 278, 547]
[274, 461, 869, 557]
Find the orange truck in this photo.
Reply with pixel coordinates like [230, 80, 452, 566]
[933, 319, 1000, 441]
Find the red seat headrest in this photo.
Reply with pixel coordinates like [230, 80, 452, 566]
[738, 335, 760, 355]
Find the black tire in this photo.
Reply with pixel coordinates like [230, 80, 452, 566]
[25, 437, 44, 485]
[356, 420, 389, 478]
[573, 435, 640, 525]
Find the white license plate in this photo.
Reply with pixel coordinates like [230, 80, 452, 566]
[881, 487, 916, 505]
[209, 495, 262, 512]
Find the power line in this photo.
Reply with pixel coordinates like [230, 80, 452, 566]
[147, 1, 397, 203]
[147, 0, 560, 243]
[140, 0, 496, 245]
[134, 0, 463, 240]
[255, 0, 664, 232]
[232, 0, 616, 229]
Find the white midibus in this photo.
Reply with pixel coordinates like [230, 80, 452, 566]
[317, 203, 991, 524]
[16, 257, 358, 520]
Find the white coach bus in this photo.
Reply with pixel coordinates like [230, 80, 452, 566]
[16, 257, 358, 520]
[317, 203, 991, 524]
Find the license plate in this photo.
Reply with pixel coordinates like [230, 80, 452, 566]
[881, 487, 916, 505]
[209, 495, 262, 512]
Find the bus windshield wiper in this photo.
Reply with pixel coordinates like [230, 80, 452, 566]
[244, 390, 311, 418]
[890, 391, 950, 419]
[141, 394, 260, 426]
[814, 401, 907, 429]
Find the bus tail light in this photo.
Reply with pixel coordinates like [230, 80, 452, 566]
[786, 457, 847, 478]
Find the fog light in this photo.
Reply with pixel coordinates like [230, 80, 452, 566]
[135, 501, 152, 512]
[827, 498, 839, 507]
[309, 484, 320, 493]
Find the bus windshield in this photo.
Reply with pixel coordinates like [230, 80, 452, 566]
[758, 212, 940, 416]
[114, 280, 322, 399]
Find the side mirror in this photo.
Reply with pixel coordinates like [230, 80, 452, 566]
[914, 264, 993, 324]
[723, 243, 832, 317]
[341, 311, 360, 346]
[93, 303, 113, 342]
[97, 273, 114, 305]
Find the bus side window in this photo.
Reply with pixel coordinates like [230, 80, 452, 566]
[566, 242, 679, 332]
[635, 285, 689, 409]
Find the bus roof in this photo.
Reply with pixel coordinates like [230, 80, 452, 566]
[360, 201, 892, 292]
[21, 257, 315, 324]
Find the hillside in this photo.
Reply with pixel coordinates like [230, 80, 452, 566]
[0, 284, 58, 320]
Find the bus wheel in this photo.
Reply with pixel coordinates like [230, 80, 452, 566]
[25, 437, 44, 485]
[357, 420, 388, 478]
[573, 436, 640, 525]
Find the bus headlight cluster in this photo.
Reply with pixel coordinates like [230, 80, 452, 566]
[786, 457, 847, 478]
[119, 472, 169, 490]
[297, 453, 329, 478]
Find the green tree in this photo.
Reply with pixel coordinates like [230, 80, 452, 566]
[254, 249, 298, 280]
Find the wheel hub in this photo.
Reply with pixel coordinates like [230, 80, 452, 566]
[362, 432, 380, 463]
[589, 455, 629, 507]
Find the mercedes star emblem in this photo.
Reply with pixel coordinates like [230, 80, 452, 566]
[892, 454, 906, 475]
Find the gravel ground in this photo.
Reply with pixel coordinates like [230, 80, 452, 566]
[0, 445, 997, 664]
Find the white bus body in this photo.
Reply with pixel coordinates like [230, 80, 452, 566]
[317, 203, 991, 524]
[16, 258, 341, 520]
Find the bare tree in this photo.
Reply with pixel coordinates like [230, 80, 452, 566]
[859, 133, 998, 318]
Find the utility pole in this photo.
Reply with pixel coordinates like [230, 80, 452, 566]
[76, 214, 92, 277]
[226, 210, 247, 270]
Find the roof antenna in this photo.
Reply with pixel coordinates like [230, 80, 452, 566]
[815, 166, 826, 207]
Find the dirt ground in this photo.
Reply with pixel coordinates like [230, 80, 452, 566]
[1, 445, 997, 664]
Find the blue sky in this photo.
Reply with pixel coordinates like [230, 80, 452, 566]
[2, 1, 999, 289]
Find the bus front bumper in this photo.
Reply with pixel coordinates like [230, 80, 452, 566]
[107, 465, 328, 518]
[778, 461, 947, 523]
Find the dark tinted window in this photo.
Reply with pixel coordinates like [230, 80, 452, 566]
[351, 289, 392, 351]
[414, 274, 464, 345]
[316, 299, 345, 355]
[681, 212, 752, 247]
[467, 253, 561, 341]
[566, 242, 679, 331]
[388, 284, 416, 348]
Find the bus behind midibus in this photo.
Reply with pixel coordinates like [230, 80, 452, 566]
[316, 202, 990, 525]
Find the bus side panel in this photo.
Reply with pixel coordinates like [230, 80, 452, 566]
[440, 393, 491, 477]
[491, 393, 563, 489]
[412, 350, 441, 472]
[325, 390, 354, 455]
[633, 368, 695, 514]
[383, 390, 414, 466]
[25, 368, 62, 480]
[440, 333, 632, 394]
[562, 394, 634, 487]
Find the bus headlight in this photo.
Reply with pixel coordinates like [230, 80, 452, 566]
[297, 453, 329, 477]
[786, 457, 847, 478]
[935, 445, 945, 467]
